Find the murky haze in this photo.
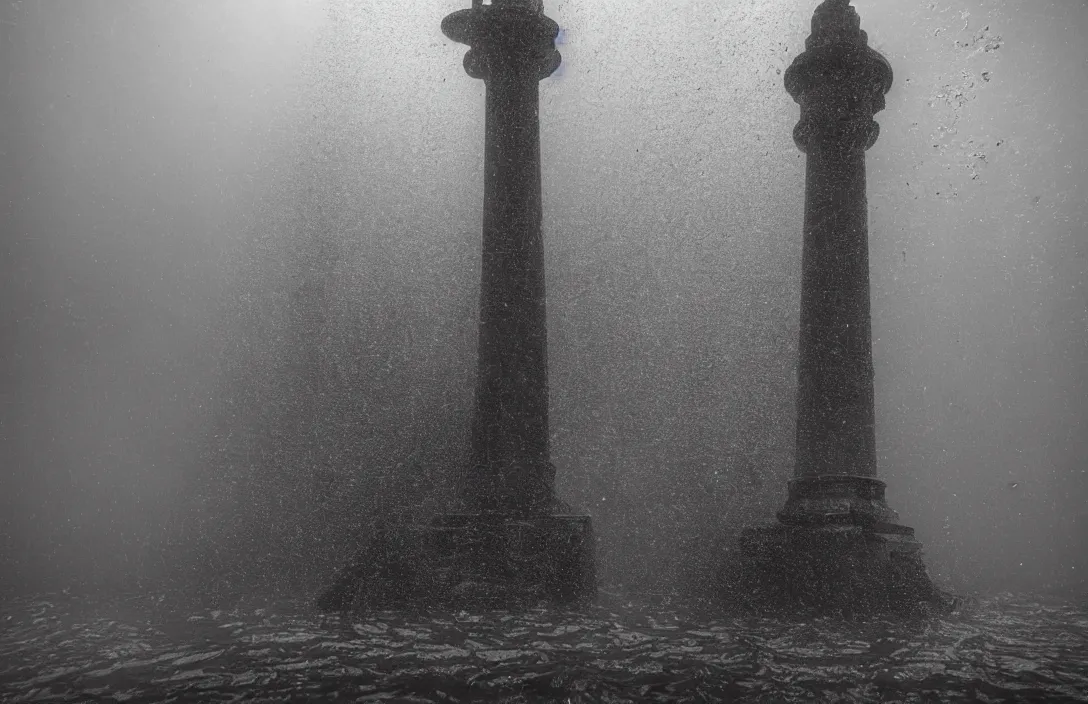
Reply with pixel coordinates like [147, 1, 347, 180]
[1, 0, 1085, 601]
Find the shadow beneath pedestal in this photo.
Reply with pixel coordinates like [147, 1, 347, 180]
[687, 523, 956, 619]
[315, 514, 596, 613]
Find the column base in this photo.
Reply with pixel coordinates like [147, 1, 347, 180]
[777, 475, 900, 527]
[315, 513, 596, 612]
[714, 522, 950, 617]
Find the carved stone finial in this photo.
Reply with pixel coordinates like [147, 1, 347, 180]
[806, 0, 868, 51]
[785, 0, 891, 153]
[444, 0, 560, 81]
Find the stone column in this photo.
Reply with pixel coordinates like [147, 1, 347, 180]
[315, 2, 596, 611]
[777, 0, 898, 528]
[443, 0, 563, 515]
[712, 0, 944, 616]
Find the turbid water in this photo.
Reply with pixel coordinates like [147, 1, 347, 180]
[2, 590, 1086, 702]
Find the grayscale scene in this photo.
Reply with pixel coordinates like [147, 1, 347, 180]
[2, 0, 1086, 701]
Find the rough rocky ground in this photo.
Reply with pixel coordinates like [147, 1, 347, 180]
[2, 591, 1086, 702]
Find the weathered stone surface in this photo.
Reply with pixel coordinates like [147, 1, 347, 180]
[716, 524, 948, 617]
[705, 1, 943, 616]
[777, 475, 899, 527]
[316, 515, 596, 612]
[789, 1, 891, 484]
[443, 0, 562, 516]
[781, 0, 916, 528]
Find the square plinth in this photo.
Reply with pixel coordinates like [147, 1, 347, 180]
[713, 523, 949, 617]
[316, 514, 596, 612]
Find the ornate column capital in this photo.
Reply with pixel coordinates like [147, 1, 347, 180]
[442, 2, 561, 81]
[784, 0, 892, 154]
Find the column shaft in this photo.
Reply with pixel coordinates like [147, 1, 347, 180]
[778, 0, 896, 527]
[795, 147, 876, 479]
[469, 52, 552, 514]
